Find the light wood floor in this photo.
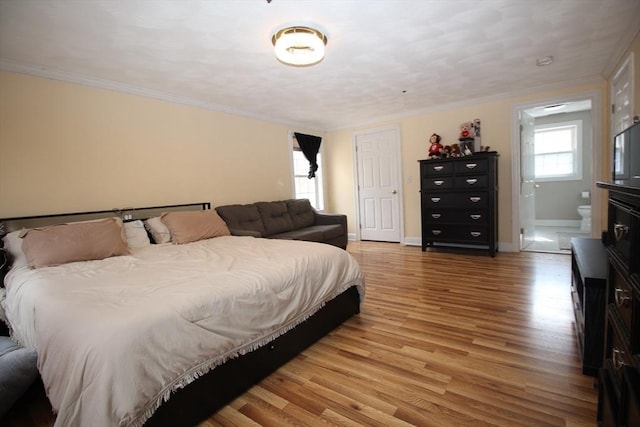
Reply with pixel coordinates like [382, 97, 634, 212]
[5, 241, 597, 426]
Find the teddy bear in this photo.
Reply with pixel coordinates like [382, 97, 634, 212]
[427, 133, 443, 159]
[459, 121, 475, 139]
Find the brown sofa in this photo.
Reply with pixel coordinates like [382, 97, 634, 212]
[215, 199, 347, 249]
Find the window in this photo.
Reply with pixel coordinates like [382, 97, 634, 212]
[534, 120, 582, 181]
[292, 139, 324, 210]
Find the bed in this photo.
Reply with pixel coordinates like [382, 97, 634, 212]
[0, 203, 365, 427]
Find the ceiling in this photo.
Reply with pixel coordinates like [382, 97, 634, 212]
[1, 0, 639, 131]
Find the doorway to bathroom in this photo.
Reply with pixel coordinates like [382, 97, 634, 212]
[512, 92, 602, 254]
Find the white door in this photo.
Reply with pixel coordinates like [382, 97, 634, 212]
[520, 110, 536, 250]
[355, 128, 402, 242]
[611, 53, 634, 136]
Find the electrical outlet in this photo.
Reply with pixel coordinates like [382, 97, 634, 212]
[124, 214, 133, 221]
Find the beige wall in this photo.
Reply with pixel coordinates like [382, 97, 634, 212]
[325, 82, 608, 249]
[0, 71, 324, 217]
[2, 30, 638, 247]
[326, 31, 640, 248]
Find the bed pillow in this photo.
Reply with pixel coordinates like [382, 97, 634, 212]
[123, 220, 150, 249]
[0, 336, 38, 419]
[21, 217, 130, 268]
[160, 210, 230, 244]
[144, 217, 171, 244]
[2, 230, 28, 269]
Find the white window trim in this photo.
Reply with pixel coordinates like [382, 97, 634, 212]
[533, 120, 583, 182]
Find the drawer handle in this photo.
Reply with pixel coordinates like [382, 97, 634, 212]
[434, 180, 444, 186]
[469, 197, 481, 203]
[465, 163, 477, 169]
[614, 223, 629, 241]
[431, 197, 441, 203]
[470, 232, 481, 237]
[613, 347, 627, 371]
[431, 213, 441, 219]
[615, 288, 631, 307]
[466, 179, 478, 185]
[431, 230, 442, 235]
[470, 214, 482, 220]
[433, 165, 444, 171]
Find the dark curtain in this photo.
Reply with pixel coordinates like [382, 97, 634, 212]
[294, 132, 322, 178]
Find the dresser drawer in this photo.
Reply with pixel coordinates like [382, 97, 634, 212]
[422, 177, 454, 190]
[610, 264, 634, 339]
[423, 225, 489, 243]
[454, 175, 488, 189]
[598, 368, 619, 427]
[621, 366, 640, 427]
[607, 317, 633, 385]
[608, 199, 634, 266]
[454, 158, 488, 174]
[424, 192, 488, 208]
[424, 209, 487, 224]
[422, 162, 453, 176]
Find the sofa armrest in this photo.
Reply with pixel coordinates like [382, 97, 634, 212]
[314, 212, 347, 228]
[228, 228, 263, 238]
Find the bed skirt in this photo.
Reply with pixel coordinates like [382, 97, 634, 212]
[144, 285, 361, 427]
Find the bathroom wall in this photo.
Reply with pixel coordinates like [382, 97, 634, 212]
[534, 109, 593, 222]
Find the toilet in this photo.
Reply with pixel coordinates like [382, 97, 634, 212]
[577, 205, 591, 233]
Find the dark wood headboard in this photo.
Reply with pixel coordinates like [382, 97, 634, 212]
[0, 202, 210, 286]
[0, 202, 211, 234]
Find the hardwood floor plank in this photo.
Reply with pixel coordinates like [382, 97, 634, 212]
[3, 241, 598, 426]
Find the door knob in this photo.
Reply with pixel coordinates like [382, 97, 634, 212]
[392, 190, 397, 194]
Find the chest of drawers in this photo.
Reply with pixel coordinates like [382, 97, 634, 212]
[419, 152, 498, 256]
[595, 182, 640, 426]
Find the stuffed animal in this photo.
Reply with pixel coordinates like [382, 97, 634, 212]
[442, 145, 452, 158]
[460, 122, 475, 139]
[450, 143, 461, 157]
[428, 133, 443, 159]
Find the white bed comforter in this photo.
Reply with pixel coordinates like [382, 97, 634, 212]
[2, 236, 364, 427]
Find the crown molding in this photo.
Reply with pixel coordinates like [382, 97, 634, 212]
[0, 59, 316, 130]
[1, 59, 604, 134]
[326, 75, 605, 132]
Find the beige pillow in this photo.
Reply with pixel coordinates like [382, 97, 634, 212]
[21, 217, 130, 268]
[161, 210, 230, 244]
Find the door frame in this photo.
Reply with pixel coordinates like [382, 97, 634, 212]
[352, 124, 404, 243]
[610, 52, 634, 137]
[510, 89, 602, 251]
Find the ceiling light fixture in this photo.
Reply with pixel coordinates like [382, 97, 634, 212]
[536, 56, 554, 66]
[272, 26, 327, 67]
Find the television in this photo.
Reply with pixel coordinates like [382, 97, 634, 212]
[613, 120, 640, 185]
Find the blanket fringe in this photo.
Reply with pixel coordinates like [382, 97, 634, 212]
[128, 277, 363, 427]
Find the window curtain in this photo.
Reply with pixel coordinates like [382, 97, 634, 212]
[294, 132, 322, 178]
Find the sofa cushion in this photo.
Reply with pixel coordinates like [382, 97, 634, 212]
[286, 199, 315, 230]
[0, 336, 38, 418]
[305, 224, 344, 241]
[215, 204, 266, 236]
[270, 229, 324, 243]
[256, 202, 294, 236]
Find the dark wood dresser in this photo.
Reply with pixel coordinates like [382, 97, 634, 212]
[596, 181, 640, 426]
[571, 237, 608, 376]
[419, 152, 498, 257]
